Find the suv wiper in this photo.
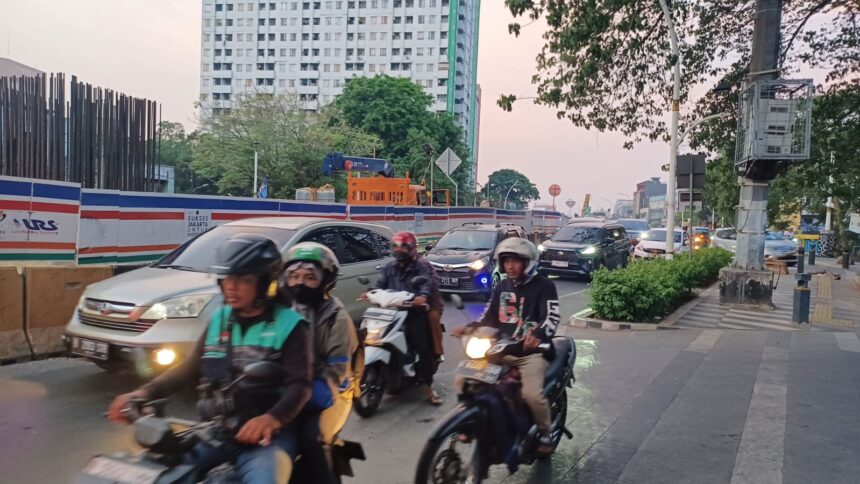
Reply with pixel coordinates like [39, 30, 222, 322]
[157, 264, 199, 272]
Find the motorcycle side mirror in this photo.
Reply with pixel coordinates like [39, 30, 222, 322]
[242, 361, 285, 384]
[450, 294, 465, 310]
[357, 276, 371, 285]
[411, 276, 429, 287]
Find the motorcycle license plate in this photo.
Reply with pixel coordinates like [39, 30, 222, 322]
[81, 456, 162, 483]
[71, 337, 109, 360]
[456, 359, 502, 384]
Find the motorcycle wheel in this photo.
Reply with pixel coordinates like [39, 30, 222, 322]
[414, 423, 482, 484]
[354, 365, 386, 418]
[539, 388, 568, 459]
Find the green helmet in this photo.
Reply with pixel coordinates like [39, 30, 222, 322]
[284, 242, 340, 291]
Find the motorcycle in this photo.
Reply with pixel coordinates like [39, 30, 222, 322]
[353, 276, 433, 418]
[76, 361, 364, 484]
[413, 326, 576, 483]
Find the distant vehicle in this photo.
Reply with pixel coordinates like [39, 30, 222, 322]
[711, 228, 798, 266]
[538, 221, 631, 279]
[611, 218, 651, 245]
[633, 229, 690, 259]
[64, 217, 394, 373]
[426, 223, 526, 299]
[691, 226, 711, 250]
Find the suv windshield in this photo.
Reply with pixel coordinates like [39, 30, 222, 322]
[617, 220, 650, 232]
[155, 225, 296, 272]
[434, 230, 496, 251]
[553, 226, 604, 244]
[645, 230, 683, 243]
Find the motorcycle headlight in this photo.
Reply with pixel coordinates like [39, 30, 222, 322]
[469, 257, 488, 271]
[140, 294, 214, 320]
[581, 246, 597, 255]
[363, 320, 391, 345]
[465, 337, 493, 359]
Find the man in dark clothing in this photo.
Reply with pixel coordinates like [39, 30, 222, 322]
[452, 237, 561, 455]
[107, 234, 313, 484]
[369, 231, 444, 405]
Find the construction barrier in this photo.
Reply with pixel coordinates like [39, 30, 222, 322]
[24, 266, 113, 356]
[1, 174, 564, 266]
[0, 267, 29, 362]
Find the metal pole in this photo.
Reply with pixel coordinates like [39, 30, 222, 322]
[253, 150, 258, 197]
[503, 180, 519, 210]
[659, 0, 680, 259]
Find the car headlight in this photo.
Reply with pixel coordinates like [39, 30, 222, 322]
[538, 244, 547, 253]
[469, 257, 488, 271]
[581, 246, 597, 255]
[140, 294, 214, 320]
[640, 233, 648, 239]
[465, 336, 493, 359]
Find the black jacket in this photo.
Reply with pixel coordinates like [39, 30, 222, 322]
[471, 274, 561, 351]
[373, 257, 443, 309]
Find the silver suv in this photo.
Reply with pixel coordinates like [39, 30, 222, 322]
[63, 217, 393, 372]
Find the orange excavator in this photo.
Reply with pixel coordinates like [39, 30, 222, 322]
[322, 152, 450, 206]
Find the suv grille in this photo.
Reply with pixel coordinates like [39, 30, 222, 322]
[78, 298, 155, 334]
[541, 250, 579, 263]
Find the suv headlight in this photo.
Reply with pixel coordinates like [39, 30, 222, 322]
[469, 257, 489, 271]
[581, 246, 597, 255]
[140, 294, 214, 320]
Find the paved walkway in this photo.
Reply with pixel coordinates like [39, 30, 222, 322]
[675, 258, 859, 332]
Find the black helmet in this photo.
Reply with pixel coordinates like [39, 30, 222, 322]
[212, 233, 282, 277]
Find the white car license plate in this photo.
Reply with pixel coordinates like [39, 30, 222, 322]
[71, 337, 109, 360]
[440, 277, 459, 286]
[456, 359, 502, 384]
[82, 456, 162, 483]
[551, 260, 569, 268]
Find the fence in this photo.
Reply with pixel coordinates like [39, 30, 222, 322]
[0, 174, 563, 265]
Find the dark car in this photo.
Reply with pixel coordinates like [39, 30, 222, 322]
[425, 223, 526, 299]
[612, 218, 651, 246]
[538, 222, 631, 279]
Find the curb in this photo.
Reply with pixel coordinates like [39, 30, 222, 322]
[568, 283, 719, 331]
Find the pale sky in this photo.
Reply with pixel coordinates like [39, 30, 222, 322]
[1, 0, 669, 211]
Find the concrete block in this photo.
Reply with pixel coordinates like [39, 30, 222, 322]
[0, 267, 30, 362]
[719, 266, 774, 309]
[24, 266, 113, 356]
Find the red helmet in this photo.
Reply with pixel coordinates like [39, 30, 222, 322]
[392, 231, 418, 261]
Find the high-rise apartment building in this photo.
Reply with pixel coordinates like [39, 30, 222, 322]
[199, 0, 481, 185]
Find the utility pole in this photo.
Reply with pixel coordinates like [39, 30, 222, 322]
[658, 0, 681, 259]
[721, 0, 783, 308]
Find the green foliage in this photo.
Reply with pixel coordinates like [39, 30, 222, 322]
[157, 121, 206, 194]
[485, 169, 540, 209]
[504, 0, 859, 148]
[191, 94, 380, 199]
[590, 248, 732, 322]
[331, 76, 472, 203]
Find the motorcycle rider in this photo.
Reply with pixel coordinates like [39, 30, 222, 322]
[107, 233, 313, 484]
[366, 231, 444, 405]
[451, 238, 561, 456]
[281, 242, 361, 484]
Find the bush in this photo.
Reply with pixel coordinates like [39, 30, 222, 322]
[589, 248, 732, 322]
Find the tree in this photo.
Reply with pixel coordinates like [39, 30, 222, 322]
[156, 121, 206, 194]
[501, 0, 859, 148]
[331, 75, 473, 203]
[191, 94, 380, 199]
[485, 169, 540, 209]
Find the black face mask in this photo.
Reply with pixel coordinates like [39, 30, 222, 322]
[287, 284, 325, 305]
[394, 251, 413, 263]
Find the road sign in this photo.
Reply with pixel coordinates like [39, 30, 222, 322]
[850, 213, 860, 234]
[435, 148, 462, 176]
[549, 184, 561, 197]
[676, 154, 706, 189]
[565, 199, 576, 209]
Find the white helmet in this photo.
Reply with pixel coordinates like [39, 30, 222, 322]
[494, 238, 539, 276]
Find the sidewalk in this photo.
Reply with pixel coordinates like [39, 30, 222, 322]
[674, 258, 859, 331]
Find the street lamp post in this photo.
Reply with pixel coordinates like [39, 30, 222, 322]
[503, 181, 519, 210]
[658, 0, 681, 258]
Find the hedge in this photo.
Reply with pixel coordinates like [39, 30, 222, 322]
[589, 248, 733, 322]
